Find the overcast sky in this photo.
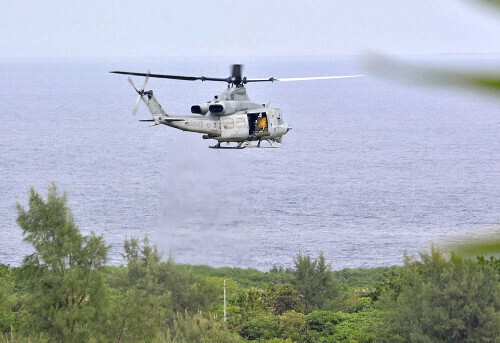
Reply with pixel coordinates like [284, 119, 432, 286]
[0, 0, 499, 58]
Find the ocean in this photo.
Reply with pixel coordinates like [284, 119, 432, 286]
[1, 55, 499, 270]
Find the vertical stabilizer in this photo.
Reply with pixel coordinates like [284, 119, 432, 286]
[147, 94, 167, 124]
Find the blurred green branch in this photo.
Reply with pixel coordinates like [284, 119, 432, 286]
[366, 0, 500, 96]
[365, 54, 500, 95]
[475, 0, 500, 10]
[448, 233, 500, 256]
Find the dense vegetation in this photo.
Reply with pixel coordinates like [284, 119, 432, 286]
[1, 184, 499, 342]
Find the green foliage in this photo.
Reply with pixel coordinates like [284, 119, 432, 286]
[163, 262, 218, 314]
[16, 184, 109, 343]
[104, 287, 165, 343]
[0, 266, 16, 335]
[259, 338, 294, 343]
[330, 309, 383, 343]
[238, 311, 281, 341]
[227, 287, 306, 341]
[292, 253, 338, 312]
[475, 254, 500, 273]
[185, 264, 294, 288]
[303, 309, 383, 342]
[305, 310, 345, 335]
[234, 289, 266, 313]
[227, 288, 267, 335]
[380, 249, 500, 342]
[164, 312, 240, 343]
[262, 284, 302, 315]
[103, 237, 220, 341]
[326, 285, 375, 314]
[121, 237, 218, 313]
[122, 236, 163, 292]
[103, 261, 166, 342]
[279, 310, 307, 342]
[334, 266, 397, 287]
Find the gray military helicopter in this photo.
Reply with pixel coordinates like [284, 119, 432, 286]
[111, 65, 363, 149]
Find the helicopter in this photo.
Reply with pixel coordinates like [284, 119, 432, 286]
[110, 65, 363, 149]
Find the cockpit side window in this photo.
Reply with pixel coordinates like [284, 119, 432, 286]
[277, 111, 283, 125]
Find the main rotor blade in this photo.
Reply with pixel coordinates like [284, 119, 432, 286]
[276, 75, 365, 81]
[111, 71, 229, 82]
[114, 70, 364, 84]
[245, 75, 364, 83]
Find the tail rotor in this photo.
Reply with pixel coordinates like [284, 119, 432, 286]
[128, 71, 151, 115]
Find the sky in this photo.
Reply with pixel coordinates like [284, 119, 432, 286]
[0, 0, 499, 58]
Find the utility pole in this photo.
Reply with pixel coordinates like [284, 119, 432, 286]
[223, 279, 227, 322]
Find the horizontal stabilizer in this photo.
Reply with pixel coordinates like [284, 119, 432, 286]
[139, 118, 184, 123]
[164, 118, 185, 122]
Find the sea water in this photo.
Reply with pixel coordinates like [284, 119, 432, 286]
[0, 56, 498, 270]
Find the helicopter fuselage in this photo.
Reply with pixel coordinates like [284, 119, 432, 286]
[146, 86, 291, 147]
[164, 109, 290, 142]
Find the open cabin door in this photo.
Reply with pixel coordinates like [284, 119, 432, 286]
[248, 112, 269, 135]
[220, 113, 249, 140]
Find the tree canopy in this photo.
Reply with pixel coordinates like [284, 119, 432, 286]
[16, 183, 109, 342]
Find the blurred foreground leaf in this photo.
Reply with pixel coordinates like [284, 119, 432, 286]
[447, 232, 500, 256]
[475, 0, 500, 10]
[365, 54, 500, 95]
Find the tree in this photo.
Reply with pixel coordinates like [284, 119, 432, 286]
[279, 310, 307, 342]
[292, 253, 338, 312]
[104, 237, 168, 342]
[381, 249, 500, 342]
[104, 287, 164, 343]
[262, 284, 302, 315]
[0, 265, 16, 337]
[103, 237, 220, 341]
[165, 312, 240, 343]
[16, 184, 109, 343]
[121, 236, 218, 314]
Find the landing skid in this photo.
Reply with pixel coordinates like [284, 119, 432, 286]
[209, 141, 245, 149]
[244, 139, 283, 149]
[209, 139, 283, 149]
